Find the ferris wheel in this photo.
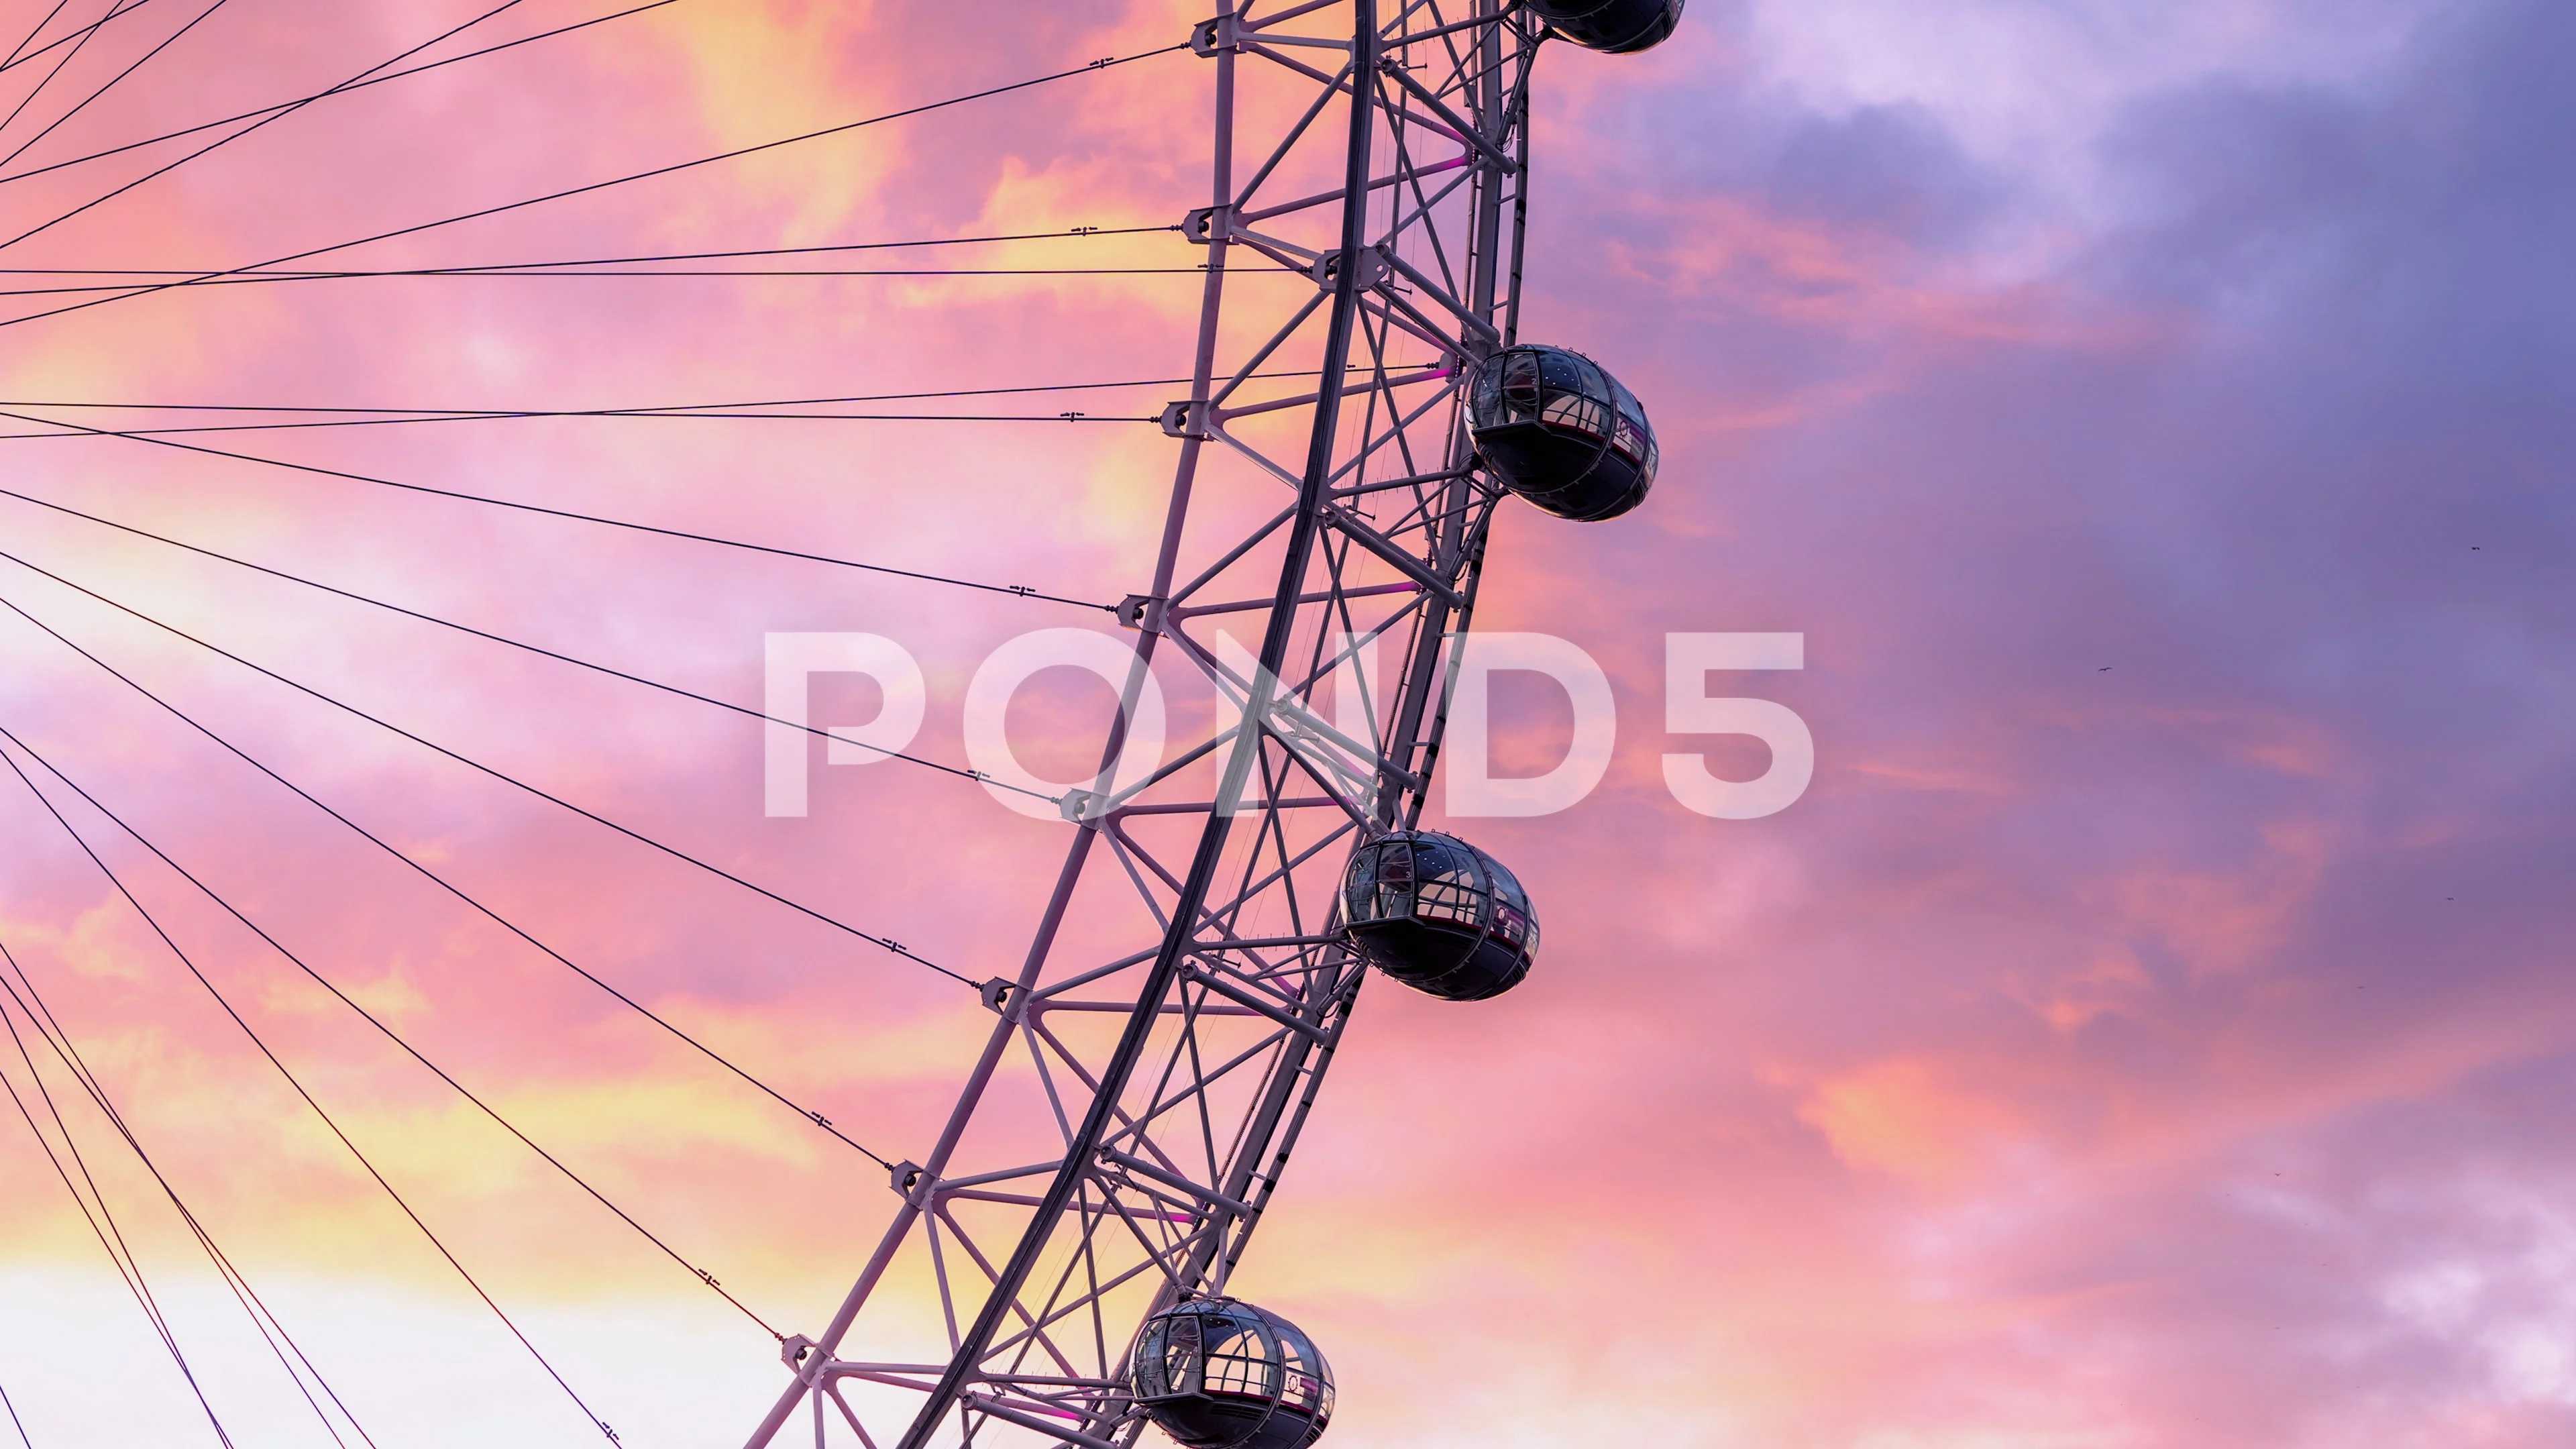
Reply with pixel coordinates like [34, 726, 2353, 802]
[0, 2, 1686, 1447]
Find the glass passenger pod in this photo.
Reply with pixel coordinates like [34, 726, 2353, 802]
[1466, 345, 1658, 522]
[1130, 1298, 1335, 1449]
[1527, 0, 1686, 54]
[1340, 831, 1539, 1002]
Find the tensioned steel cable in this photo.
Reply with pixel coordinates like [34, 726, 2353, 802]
[0, 0, 125, 144]
[0, 582, 916, 1166]
[0, 1065, 229, 1448]
[0, 0, 539, 254]
[0, 486, 1059, 821]
[7, 944, 394, 1449]
[0, 404, 1120, 610]
[0, 364, 1322, 425]
[0, 1042, 154, 1348]
[0, 726, 787, 1342]
[0, 1373, 29, 1449]
[0, 221, 1183, 267]
[0, 266, 1221, 300]
[0, 0, 678, 187]
[0, 975, 234, 1447]
[0, 957, 370, 1449]
[0, 747, 624, 1444]
[0, 987, 201, 1390]
[0, 406, 1163, 432]
[0, 363, 1341, 434]
[0, 1060, 233, 1449]
[0, 554, 994, 976]
[0, 39, 1193, 323]
[0, 0, 231, 170]
[0, 0, 152, 75]
[3, 1, 78, 70]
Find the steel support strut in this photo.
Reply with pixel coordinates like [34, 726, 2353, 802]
[746, 5, 1539, 1444]
[891, 23, 1377, 1440]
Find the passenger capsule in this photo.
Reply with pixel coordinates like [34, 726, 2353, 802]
[1527, 0, 1686, 54]
[1129, 1297, 1334, 1449]
[1341, 831, 1538, 1002]
[1465, 345, 1658, 522]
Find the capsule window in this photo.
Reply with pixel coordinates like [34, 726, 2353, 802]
[1203, 1320, 1278, 1397]
[1377, 841, 1415, 881]
[1277, 1324, 1330, 1414]
[1611, 414, 1646, 464]
[1343, 841, 1414, 926]
[1141, 1311, 1201, 1397]
[1499, 351, 1542, 413]
[1539, 350, 1593, 392]
[1541, 390, 1609, 439]
[1409, 839, 1485, 926]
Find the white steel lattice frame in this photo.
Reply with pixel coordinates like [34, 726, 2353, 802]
[746, 3, 1547, 1444]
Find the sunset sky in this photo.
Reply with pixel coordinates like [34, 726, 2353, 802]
[1, 1, 2571, 1446]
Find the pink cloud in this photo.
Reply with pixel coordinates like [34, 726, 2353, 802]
[2, 1, 2572, 1446]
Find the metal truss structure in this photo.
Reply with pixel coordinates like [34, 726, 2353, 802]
[747, 3, 1548, 1443]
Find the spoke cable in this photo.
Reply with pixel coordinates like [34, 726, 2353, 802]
[0, 364, 1320, 429]
[0, 1065, 225, 1448]
[0, 0, 231, 170]
[0, 728, 786, 1341]
[0, 974, 233, 1447]
[0, 951, 371, 1449]
[0, 221, 1182, 269]
[0, 0, 538, 256]
[0, 484, 1057, 817]
[0, 0, 152, 76]
[0, 0, 125, 144]
[0, 407, 1161, 433]
[0, 579, 918, 1165]
[0, 0, 677, 189]
[3, 0, 78, 70]
[0, 39, 1191, 327]
[0, 266, 1219, 300]
[0, 541, 1035, 959]
[0, 1373, 28, 1449]
[0, 403, 1119, 610]
[0, 743, 624, 1445]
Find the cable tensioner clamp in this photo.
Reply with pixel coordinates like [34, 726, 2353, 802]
[1183, 204, 1237, 244]
[1159, 399, 1210, 439]
[1189, 15, 1241, 56]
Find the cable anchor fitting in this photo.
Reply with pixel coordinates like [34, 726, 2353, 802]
[1189, 15, 1240, 56]
[1159, 400, 1210, 439]
[1182, 204, 1236, 244]
[980, 977, 1022, 1018]
[889, 1160, 932, 1203]
[1310, 245, 1391, 292]
[1114, 594, 1166, 633]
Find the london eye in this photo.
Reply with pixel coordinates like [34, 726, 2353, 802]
[0, 3, 1684, 1446]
